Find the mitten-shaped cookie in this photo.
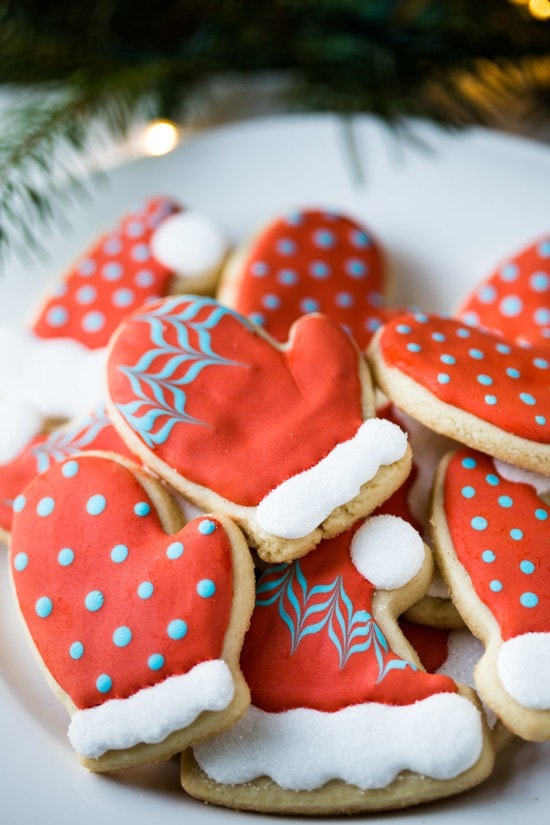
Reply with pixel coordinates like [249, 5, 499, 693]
[217, 208, 396, 350]
[456, 234, 550, 347]
[432, 447, 550, 741]
[9, 452, 255, 771]
[107, 295, 412, 562]
[367, 312, 550, 474]
[182, 515, 494, 815]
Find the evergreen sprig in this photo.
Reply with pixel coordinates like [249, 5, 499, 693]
[0, 0, 549, 262]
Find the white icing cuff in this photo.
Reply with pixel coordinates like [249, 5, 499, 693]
[497, 633, 550, 710]
[0, 398, 43, 463]
[256, 419, 408, 539]
[68, 659, 234, 759]
[194, 694, 483, 790]
[350, 515, 424, 590]
[150, 212, 228, 279]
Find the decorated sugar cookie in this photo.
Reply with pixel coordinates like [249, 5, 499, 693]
[9, 452, 254, 771]
[432, 447, 550, 741]
[456, 234, 550, 347]
[217, 208, 396, 350]
[367, 312, 550, 474]
[181, 515, 494, 814]
[107, 295, 412, 563]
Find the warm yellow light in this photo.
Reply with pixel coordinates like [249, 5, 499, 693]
[142, 120, 180, 157]
[529, 0, 550, 18]
[508, 0, 529, 5]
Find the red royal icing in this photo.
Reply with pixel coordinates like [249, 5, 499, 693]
[241, 524, 456, 712]
[457, 235, 550, 347]
[10, 456, 234, 710]
[33, 197, 181, 349]
[0, 403, 134, 536]
[378, 313, 550, 444]
[229, 209, 397, 350]
[108, 296, 365, 505]
[399, 619, 450, 673]
[443, 448, 550, 640]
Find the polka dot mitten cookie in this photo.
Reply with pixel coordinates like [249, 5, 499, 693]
[367, 312, 550, 474]
[181, 515, 494, 814]
[107, 295, 412, 563]
[217, 208, 396, 350]
[431, 447, 550, 741]
[9, 452, 255, 771]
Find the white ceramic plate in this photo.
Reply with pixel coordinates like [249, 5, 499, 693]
[1, 114, 549, 824]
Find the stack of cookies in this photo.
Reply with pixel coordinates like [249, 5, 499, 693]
[2, 202, 549, 815]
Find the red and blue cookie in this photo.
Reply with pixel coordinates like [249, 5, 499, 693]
[432, 447, 550, 741]
[106, 295, 412, 563]
[9, 452, 254, 771]
[182, 515, 494, 814]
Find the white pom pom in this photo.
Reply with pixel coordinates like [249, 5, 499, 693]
[150, 212, 228, 287]
[350, 515, 424, 590]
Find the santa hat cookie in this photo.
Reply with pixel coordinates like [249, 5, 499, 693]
[217, 208, 397, 351]
[9, 452, 255, 771]
[181, 515, 494, 814]
[367, 312, 550, 474]
[106, 294, 412, 563]
[456, 233, 550, 348]
[432, 447, 550, 741]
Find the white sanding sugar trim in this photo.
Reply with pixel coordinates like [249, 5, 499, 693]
[493, 459, 550, 497]
[0, 326, 106, 420]
[194, 694, 483, 790]
[68, 659, 234, 759]
[350, 515, 424, 590]
[0, 398, 43, 463]
[497, 633, 550, 710]
[256, 418, 408, 540]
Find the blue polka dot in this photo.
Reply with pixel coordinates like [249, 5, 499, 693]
[113, 626, 132, 647]
[520, 592, 538, 608]
[96, 674, 112, 693]
[471, 516, 488, 531]
[313, 230, 335, 248]
[104, 237, 122, 254]
[437, 373, 451, 384]
[506, 367, 520, 379]
[510, 528, 523, 541]
[86, 494, 106, 516]
[498, 495, 513, 508]
[62, 460, 79, 478]
[310, 261, 330, 279]
[469, 348, 484, 360]
[533, 357, 549, 369]
[127, 221, 144, 238]
[482, 550, 496, 563]
[300, 298, 320, 312]
[365, 317, 383, 332]
[14, 552, 28, 571]
[197, 579, 216, 598]
[414, 313, 429, 323]
[167, 541, 184, 559]
[489, 580, 503, 592]
[407, 343, 422, 353]
[13, 495, 26, 513]
[262, 294, 281, 310]
[461, 486, 476, 499]
[456, 328, 471, 338]
[135, 269, 155, 287]
[520, 560, 535, 574]
[82, 311, 106, 333]
[111, 544, 129, 563]
[58, 548, 74, 566]
[530, 272, 549, 292]
[500, 295, 523, 317]
[277, 269, 298, 286]
[535, 508, 548, 521]
[249, 312, 265, 326]
[462, 313, 479, 325]
[131, 244, 150, 262]
[477, 374, 493, 386]
[495, 342, 511, 355]
[462, 457, 477, 469]
[484, 395, 498, 406]
[520, 393, 536, 406]
[167, 619, 188, 640]
[85, 590, 104, 611]
[138, 581, 154, 599]
[440, 354, 456, 365]
[75, 285, 97, 305]
[534, 308, 550, 325]
[538, 241, 550, 257]
[396, 324, 412, 334]
[346, 259, 367, 278]
[134, 502, 151, 517]
[432, 332, 446, 342]
[276, 239, 297, 255]
[350, 230, 370, 248]
[46, 306, 68, 327]
[148, 653, 165, 671]
[35, 596, 53, 618]
[198, 520, 216, 535]
[102, 262, 123, 281]
[251, 261, 268, 277]
[77, 258, 96, 276]
[478, 285, 497, 303]
[70, 641, 84, 660]
[485, 474, 500, 486]
[536, 415, 547, 425]
[286, 212, 303, 226]
[335, 291, 355, 308]
[113, 288, 135, 308]
[37, 497, 55, 517]
[500, 263, 519, 282]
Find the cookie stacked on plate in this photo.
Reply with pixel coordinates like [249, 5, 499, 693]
[4, 204, 549, 815]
